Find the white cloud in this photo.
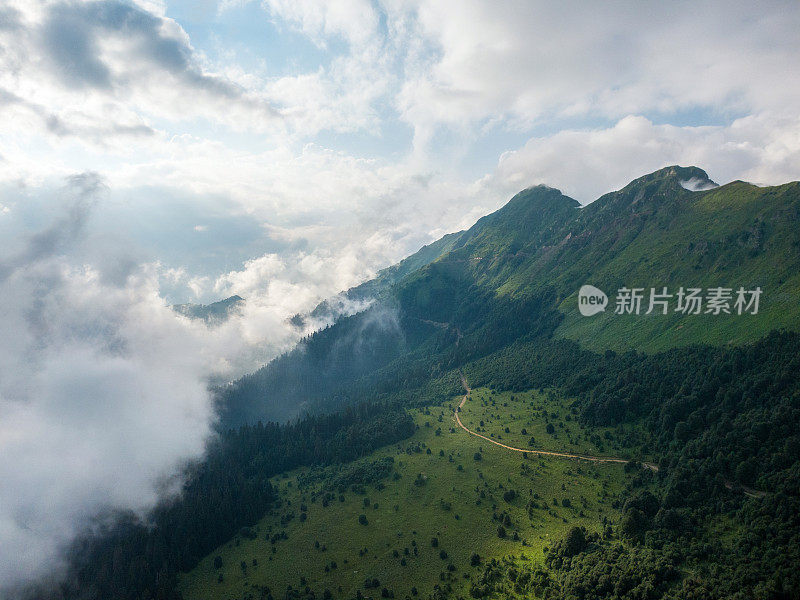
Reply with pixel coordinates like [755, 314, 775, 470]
[261, 0, 380, 49]
[681, 177, 718, 192]
[492, 114, 800, 203]
[0, 176, 372, 592]
[0, 0, 282, 147]
[391, 0, 800, 153]
[0, 177, 216, 590]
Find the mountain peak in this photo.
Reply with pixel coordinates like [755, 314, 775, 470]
[505, 184, 580, 212]
[623, 165, 717, 192]
[173, 294, 244, 323]
[469, 184, 579, 232]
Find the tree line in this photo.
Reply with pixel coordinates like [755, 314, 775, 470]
[28, 402, 415, 600]
[466, 330, 800, 599]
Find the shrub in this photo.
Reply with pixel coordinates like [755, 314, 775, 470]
[561, 526, 588, 557]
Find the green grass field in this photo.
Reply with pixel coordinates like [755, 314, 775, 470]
[552, 182, 800, 353]
[179, 389, 639, 600]
[457, 387, 649, 460]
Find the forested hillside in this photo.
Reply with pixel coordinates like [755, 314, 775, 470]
[464, 330, 800, 599]
[173, 295, 245, 324]
[35, 167, 800, 600]
[178, 330, 800, 600]
[219, 166, 800, 427]
[39, 404, 415, 600]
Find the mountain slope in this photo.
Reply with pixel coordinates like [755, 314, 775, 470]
[174, 295, 244, 324]
[61, 166, 800, 600]
[390, 166, 800, 351]
[219, 166, 800, 426]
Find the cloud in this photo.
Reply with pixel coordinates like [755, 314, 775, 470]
[0, 169, 442, 593]
[41, 3, 113, 90]
[3, 0, 799, 196]
[0, 173, 104, 281]
[681, 177, 718, 192]
[0, 176, 218, 591]
[0, 0, 281, 145]
[391, 0, 800, 153]
[492, 114, 800, 203]
[261, 0, 380, 49]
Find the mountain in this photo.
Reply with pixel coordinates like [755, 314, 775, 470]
[346, 230, 467, 303]
[173, 295, 244, 324]
[218, 166, 800, 426]
[302, 231, 466, 326]
[58, 166, 800, 600]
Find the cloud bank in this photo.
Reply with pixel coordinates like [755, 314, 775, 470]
[0, 176, 217, 590]
[0, 173, 398, 592]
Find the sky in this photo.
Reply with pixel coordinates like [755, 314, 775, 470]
[1, 0, 799, 592]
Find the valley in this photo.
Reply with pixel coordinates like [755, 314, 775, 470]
[180, 383, 637, 600]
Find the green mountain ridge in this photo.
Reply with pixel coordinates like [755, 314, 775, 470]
[54, 166, 800, 600]
[218, 165, 800, 426]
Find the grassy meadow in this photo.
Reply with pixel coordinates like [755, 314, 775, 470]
[180, 389, 639, 600]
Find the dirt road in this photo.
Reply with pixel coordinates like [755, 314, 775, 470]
[453, 372, 659, 470]
[452, 373, 774, 500]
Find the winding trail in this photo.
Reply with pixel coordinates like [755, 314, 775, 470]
[453, 372, 660, 470]
[454, 373, 769, 499]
